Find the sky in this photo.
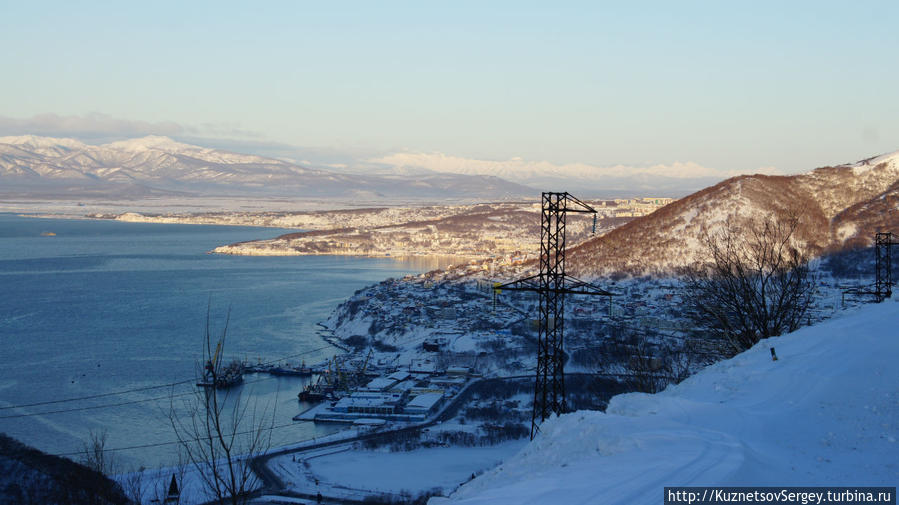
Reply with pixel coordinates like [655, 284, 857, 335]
[2, 0, 898, 176]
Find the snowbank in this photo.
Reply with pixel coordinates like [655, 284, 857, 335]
[269, 441, 526, 501]
[437, 301, 899, 505]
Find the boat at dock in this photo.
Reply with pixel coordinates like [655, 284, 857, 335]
[196, 339, 243, 389]
[197, 363, 244, 389]
[297, 384, 330, 402]
[243, 362, 274, 374]
[269, 363, 313, 377]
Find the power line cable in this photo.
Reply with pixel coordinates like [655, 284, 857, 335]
[53, 419, 304, 457]
[0, 375, 274, 420]
[0, 379, 196, 411]
[51, 372, 607, 458]
[0, 344, 337, 417]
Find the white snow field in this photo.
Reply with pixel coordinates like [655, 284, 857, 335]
[435, 301, 899, 505]
[269, 441, 526, 501]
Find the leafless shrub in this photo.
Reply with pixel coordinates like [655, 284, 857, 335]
[685, 213, 816, 355]
[168, 308, 275, 505]
[81, 430, 116, 478]
[119, 468, 145, 505]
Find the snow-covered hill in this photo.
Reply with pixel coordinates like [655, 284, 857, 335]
[567, 151, 899, 277]
[436, 300, 899, 505]
[0, 135, 533, 200]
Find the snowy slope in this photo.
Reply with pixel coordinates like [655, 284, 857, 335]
[436, 301, 899, 505]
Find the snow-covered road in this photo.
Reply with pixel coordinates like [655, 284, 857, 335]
[439, 301, 899, 505]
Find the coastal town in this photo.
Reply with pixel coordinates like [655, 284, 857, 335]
[4, 187, 893, 504]
[4, 4, 897, 503]
[243, 260, 849, 435]
[7, 191, 870, 504]
[87, 198, 675, 259]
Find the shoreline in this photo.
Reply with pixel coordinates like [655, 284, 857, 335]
[14, 212, 476, 263]
[0, 212, 444, 472]
[14, 211, 298, 229]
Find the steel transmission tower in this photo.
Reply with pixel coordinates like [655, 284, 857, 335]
[842, 231, 896, 304]
[875, 232, 893, 302]
[496, 192, 614, 439]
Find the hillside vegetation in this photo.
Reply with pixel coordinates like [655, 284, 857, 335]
[568, 151, 899, 277]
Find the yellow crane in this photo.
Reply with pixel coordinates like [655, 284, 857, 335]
[358, 348, 374, 378]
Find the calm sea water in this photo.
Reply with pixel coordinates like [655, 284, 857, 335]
[0, 214, 435, 468]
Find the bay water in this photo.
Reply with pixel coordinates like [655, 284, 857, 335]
[0, 214, 434, 469]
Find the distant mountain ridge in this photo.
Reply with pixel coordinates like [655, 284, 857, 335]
[566, 150, 899, 277]
[0, 135, 533, 200]
[369, 151, 779, 197]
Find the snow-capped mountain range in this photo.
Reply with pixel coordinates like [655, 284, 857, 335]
[567, 150, 899, 277]
[0, 135, 532, 200]
[368, 151, 779, 197]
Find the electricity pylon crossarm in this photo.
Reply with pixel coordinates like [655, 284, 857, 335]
[495, 192, 614, 439]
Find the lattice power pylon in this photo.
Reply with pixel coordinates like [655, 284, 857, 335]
[842, 231, 895, 303]
[496, 192, 614, 439]
[875, 232, 893, 302]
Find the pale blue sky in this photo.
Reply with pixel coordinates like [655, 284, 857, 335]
[2, 1, 897, 173]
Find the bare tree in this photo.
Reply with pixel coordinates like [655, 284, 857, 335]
[78, 429, 134, 505]
[119, 457, 188, 505]
[81, 429, 116, 478]
[604, 328, 698, 394]
[119, 468, 145, 505]
[622, 331, 669, 394]
[685, 213, 816, 356]
[169, 309, 275, 505]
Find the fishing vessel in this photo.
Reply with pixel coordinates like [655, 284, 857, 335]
[270, 362, 313, 377]
[196, 338, 244, 389]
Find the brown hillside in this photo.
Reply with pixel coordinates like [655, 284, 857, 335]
[566, 152, 899, 278]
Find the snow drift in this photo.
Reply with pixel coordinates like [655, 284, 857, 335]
[436, 300, 899, 505]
